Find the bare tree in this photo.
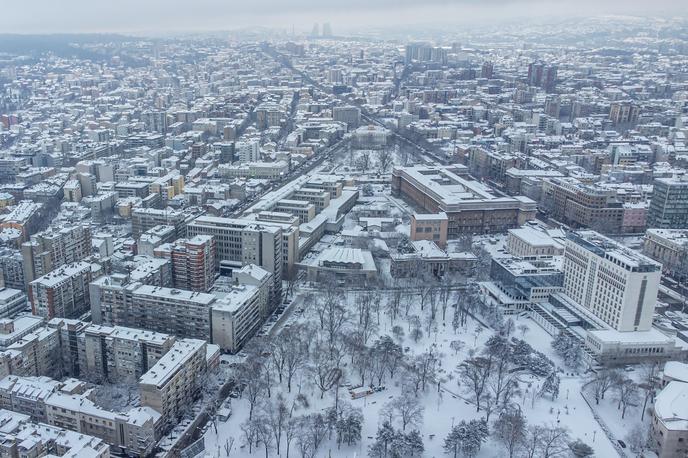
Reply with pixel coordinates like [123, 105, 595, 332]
[458, 356, 493, 412]
[264, 396, 289, 455]
[615, 377, 639, 419]
[493, 408, 527, 458]
[638, 362, 658, 421]
[295, 419, 315, 458]
[310, 348, 342, 399]
[588, 369, 620, 405]
[283, 324, 311, 393]
[386, 287, 403, 325]
[386, 395, 424, 431]
[240, 418, 260, 454]
[237, 356, 266, 420]
[376, 147, 394, 173]
[224, 437, 235, 457]
[284, 417, 300, 458]
[255, 415, 274, 458]
[356, 150, 372, 171]
[523, 425, 570, 458]
[484, 334, 519, 409]
[450, 340, 464, 356]
[626, 423, 651, 457]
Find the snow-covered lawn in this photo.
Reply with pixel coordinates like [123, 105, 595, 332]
[201, 290, 617, 458]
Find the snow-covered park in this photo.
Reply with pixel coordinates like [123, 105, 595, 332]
[201, 279, 631, 458]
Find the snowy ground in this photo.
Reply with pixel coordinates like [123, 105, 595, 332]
[201, 283, 619, 458]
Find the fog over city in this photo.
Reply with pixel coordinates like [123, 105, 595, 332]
[0, 0, 685, 34]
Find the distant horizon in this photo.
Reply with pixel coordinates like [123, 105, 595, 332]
[1, 0, 685, 36]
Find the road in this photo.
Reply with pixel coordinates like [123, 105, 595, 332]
[260, 43, 449, 166]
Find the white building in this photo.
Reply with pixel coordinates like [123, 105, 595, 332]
[563, 231, 661, 332]
[235, 140, 260, 163]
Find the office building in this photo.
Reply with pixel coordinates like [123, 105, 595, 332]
[563, 231, 661, 332]
[333, 106, 361, 129]
[392, 165, 536, 236]
[648, 177, 688, 229]
[542, 177, 625, 233]
[187, 216, 283, 302]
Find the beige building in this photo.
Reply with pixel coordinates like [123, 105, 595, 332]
[410, 213, 448, 248]
[139, 339, 207, 428]
[507, 225, 565, 259]
[652, 381, 688, 458]
[644, 229, 688, 277]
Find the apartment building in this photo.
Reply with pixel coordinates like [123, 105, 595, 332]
[78, 325, 176, 384]
[137, 224, 177, 257]
[0, 326, 60, 379]
[392, 165, 536, 236]
[0, 409, 110, 457]
[0, 376, 159, 457]
[609, 101, 641, 126]
[210, 266, 272, 353]
[563, 231, 661, 332]
[118, 285, 216, 342]
[0, 248, 25, 290]
[154, 235, 217, 292]
[131, 207, 189, 239]
[187, 216, 283, 301]
[21, 224, 92, 285]
[139, 339, 206, 428]
[0, 288, 27, 319]
[648, 177, 688, 229]
[0, 201, 43, 243]
[29, 261, 99, 319]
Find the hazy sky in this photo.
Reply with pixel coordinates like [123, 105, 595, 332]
[0, 0, 684, 35]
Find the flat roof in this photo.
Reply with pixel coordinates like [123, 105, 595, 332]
[139, 339, 205, 387]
